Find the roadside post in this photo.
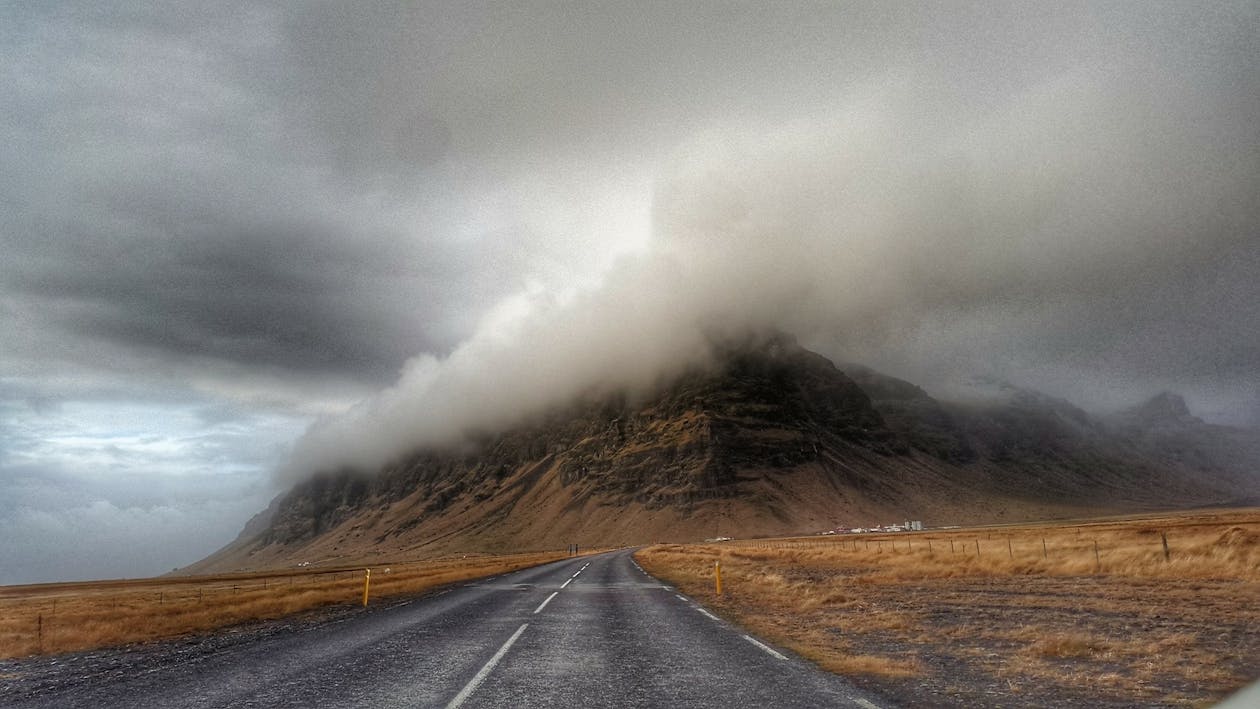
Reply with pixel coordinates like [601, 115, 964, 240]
[362, 569, 371, 607]
[715, 560, 723, 596]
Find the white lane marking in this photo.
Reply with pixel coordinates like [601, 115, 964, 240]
[533, 591, 559, 614]
[696, 608, 720, 622]
[854, 699, 882, 709]
[674, 594, 688, 602]
[445, 623, 529, 709]
[742, 634, 788, 661]
[560, 577, 574, 589]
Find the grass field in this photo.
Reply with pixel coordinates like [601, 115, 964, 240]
[636, 508, 1260, 708]
[0, 550, 571, 659]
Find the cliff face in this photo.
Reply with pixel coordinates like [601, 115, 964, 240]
[188, 336, 1258, 573]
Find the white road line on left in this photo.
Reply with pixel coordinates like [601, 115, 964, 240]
[742, 634, 788, 661]
[696, 608, 721, 622]
[445, 623, 529, 709]
[853, 698, 883, 709]
[560, 577, 574, 589]
[533, 591, 559, 614]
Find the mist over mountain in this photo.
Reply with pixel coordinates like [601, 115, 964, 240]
[195, 336, 1257, 572]
[283, 94, 1260, 482]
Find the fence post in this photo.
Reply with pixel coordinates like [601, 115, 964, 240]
[975, 540, 980, 557]
[37, 613, 43, 653]
[1094, 540, 1101, 572]
[714, 560, 723, 596]
[1007, 538, 1013, 559]
[1161, 532, 1170, 562]
[1042, 538, 1047, 559]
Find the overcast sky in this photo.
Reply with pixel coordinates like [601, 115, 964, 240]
[2, 2, 1257, 584]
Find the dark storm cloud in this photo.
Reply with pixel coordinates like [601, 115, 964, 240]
[0, 2, 539, 395]
[9, 1, 1249, 403]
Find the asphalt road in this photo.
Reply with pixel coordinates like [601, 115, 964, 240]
[4, 549, 891, 708]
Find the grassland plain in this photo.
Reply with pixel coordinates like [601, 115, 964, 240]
[635, 508, 1260, 708]
[0, 550, 574, 658]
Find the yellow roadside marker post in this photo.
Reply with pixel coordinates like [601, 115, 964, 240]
[715, 560, 723, 596]
[362, 568, 371, 607]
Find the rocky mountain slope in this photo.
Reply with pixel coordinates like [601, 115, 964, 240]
[188, 334, 1258, 573]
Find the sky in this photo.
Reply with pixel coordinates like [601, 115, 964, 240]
[2, 2, 1258, 584]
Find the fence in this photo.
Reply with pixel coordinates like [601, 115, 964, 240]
[0, 549, 578, 659]
[711, 514, 1259, 579]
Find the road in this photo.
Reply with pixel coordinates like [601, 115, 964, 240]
[4, 549, 891, 708]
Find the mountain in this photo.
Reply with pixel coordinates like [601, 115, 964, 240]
[1109, 392, 1260, 497]
[187, 334, 1259, 573]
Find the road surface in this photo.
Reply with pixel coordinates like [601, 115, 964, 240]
[3, 549, 891, 708]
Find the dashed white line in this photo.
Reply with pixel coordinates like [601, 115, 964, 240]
[533, 591, 559, 614]
[674, 594, 688, 602]
[854, 699, 882, 709]
[560, 577, 574, 589]
[445, 623, 529, 709]
[742, 634, 788, 661]
[696, 608, 720, 622]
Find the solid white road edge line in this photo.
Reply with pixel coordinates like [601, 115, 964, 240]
[445, 623, 529, 709]
[742, 634, 788, 661]
[697, 608, 721, 622]
[674, 594, 688, 602]
[854, 698, 882, 709]
[533, 591, 559, 614]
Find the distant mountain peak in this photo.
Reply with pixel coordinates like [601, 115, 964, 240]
[1124, 392, 1201, 427]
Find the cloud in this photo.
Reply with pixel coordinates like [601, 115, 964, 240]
[0, 390, 305, 584]
[287, 63, 1260, 476]
[0, 487, 271, 585]
[240, 1, 1260, 478]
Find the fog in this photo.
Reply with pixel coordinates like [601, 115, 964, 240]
[287, 57, 1260, 478]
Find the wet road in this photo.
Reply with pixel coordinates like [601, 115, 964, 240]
[5, 549, 890, 708]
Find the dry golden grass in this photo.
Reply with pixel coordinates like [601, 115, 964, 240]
[637, 508, 1260, 708]
[0, 550, 572, 659]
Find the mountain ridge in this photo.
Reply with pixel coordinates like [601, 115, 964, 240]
[186, 336, 1258, 573]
